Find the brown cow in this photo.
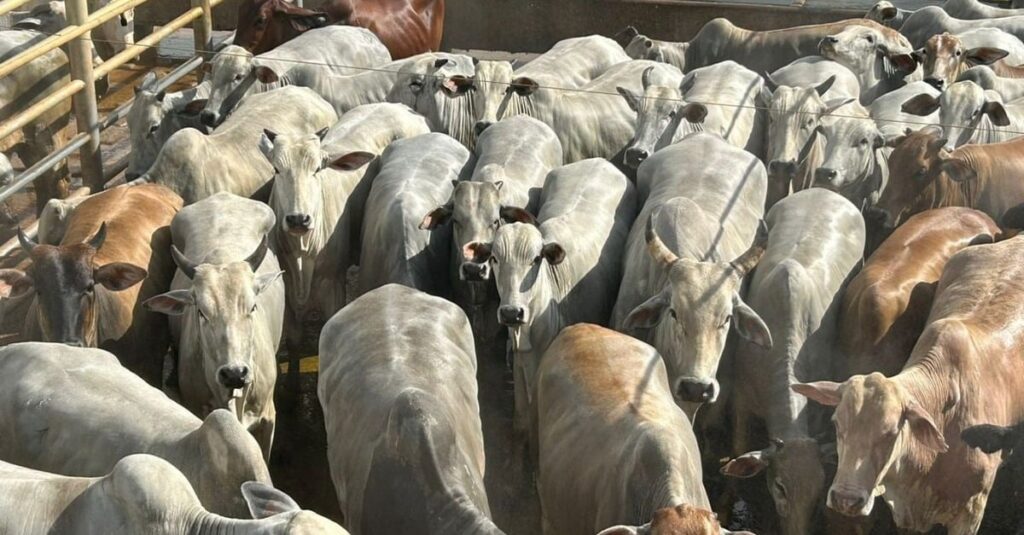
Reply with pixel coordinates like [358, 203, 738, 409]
[839, 207, 999, 379]
[874, 127, 1024, 229]
[0, 184, 182, 385]
[913, 32, 1009, 90]
[598, 505, 753, 535]
[235, 0, 444, 59]
[794, 235, 1024, 534]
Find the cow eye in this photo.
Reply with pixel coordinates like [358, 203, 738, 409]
[250, 303, 257, 314]
[721, 315, 732, 328]
[803, 118, 813, 129]
[865, 35, 874, 44]
[859, 138, 869, 146]
[668, 110, 678, 119]
[492, 219, 500, 228]
[234, 74, 244, 82]
[198, 309, 208, 322]
[956, 50, 962, 57]
[86, 283, 95, 293]
[668, 308, 677, 320]
[148, 124, 159, 136]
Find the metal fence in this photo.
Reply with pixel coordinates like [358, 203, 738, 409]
[0, 0, 221, 205]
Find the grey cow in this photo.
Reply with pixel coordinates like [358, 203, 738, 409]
[723, 189, 865, 535]
[463, 159, 636, 434]
[869, 0, 1024, 28]
[143, 86, 337, 204]
[812, 108, 891, 209]
[145, 193, 285, 461]
[126, 72, 210, 180]
[357, 133, 473, 297]
[619, 26, 689, 71]
[902, 79, 1024, 149]
[0, 454, 348, 534]
[317, 284, 502, 535]
[0, 342, 270, 518]
[612, 132, 770, 418]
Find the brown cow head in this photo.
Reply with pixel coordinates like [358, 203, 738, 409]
[875, 127, 977, 227]
[793, 373, 948, 519]
[235, 0, 331, 55]
[597, 504, 754, 534]
[14, 224, 148, 346]
[914, 33, 1008, 91]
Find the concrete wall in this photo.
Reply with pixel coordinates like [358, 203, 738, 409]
[136, 0, 864, 53]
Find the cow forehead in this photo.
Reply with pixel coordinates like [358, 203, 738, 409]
[943, 82, 985, 106]
[837, 374, 903, 427]
[641, 86, 682, 112]
[493, 223, 542, 260]
[192, 263, 257, 305]
[212, 46, 253, 72]
[454, 182, 500, 207]
[667, 260, 735, 303]
[269, 134, 322, 170]
[926, 33, 960, 53]
[770, 86, 825, 115]
[31, 244, 94, 288]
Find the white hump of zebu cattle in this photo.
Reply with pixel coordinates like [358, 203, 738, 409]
[144, 192, 285, 461]
[0, 342, 270, 518]
[356, 133, 473, 297]
[201, 26, 390, 127]
[900, 5, 1024, 48]
[145, 86, 337, 204]
[0, 454, 349, 534]
[958, 65, 1024, 102]
[317, 284, 503, 535]
[537, 324, 711, 535]
[612, 132, 768, 418]
[724, 189, 864, 535]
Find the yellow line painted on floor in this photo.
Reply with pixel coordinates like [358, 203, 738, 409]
[279, 356, 319, 374]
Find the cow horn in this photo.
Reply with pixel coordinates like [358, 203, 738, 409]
[245, 236, 269, 273]
[814, 74, 836, 97]
[645, 214, 678, 269]
[88, 222, 107, 250]
[171, 245, 198, 280]
[17, 227, 37, 254]
[730, 220, 769, 276]
[641, 66, 655, 90]
[763, 72, 779, 93]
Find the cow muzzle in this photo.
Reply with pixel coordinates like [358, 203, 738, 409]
[497, 304, 526, 326]
[675, 377, 719, 403]
[624, 147, 650, 169]
[199, 110, 220, 128]
[814, 167, 841, 188]
[284, 213, 313, 235]
[924, 77, 944, 91]
[768, 159, 798, 178]
[217, 364, 252, 389]
[460, 261, 490, 281]
[828, 487, 873, 517]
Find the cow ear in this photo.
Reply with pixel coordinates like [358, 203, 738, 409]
[258, 130, 276, 160]
[143, 289, 194, 316]
[241, 481, 300, 519]
[902, 94, 940, 116]
[183, 99, 207, 115]
[983, 100, 1011, 127]
[541, 242, 565, 265]
[940, 158, 976, 182]
[791, 381, 843, 406]
[759, 85, 774, 107]
[966, 47, 1009, 66]
[879, 5, 899, 21]
[623, 291, 670, 330]
[616, 86, 641, 112]
[288, 12, 329, 32]
[254, 65, 279, 84]
[511, 77, 539, 96]
[884, 132, 907, 148]
[680, 102, 707, 124]
[463, 242, 492, 263]
[254, 271, 283, 294]
[327, 151, 375, 171]
[721, 450, 770, 478]
[499, 206, 537, 225]
[0, 269, 33, 299]
[904, 397, 948, 452]
[419, 205, 452, 230]
[962, 424, 1014, 454]
[94, 263, 147, 291]
[888, 52, 918, 73]
[732, 294, 772, 349]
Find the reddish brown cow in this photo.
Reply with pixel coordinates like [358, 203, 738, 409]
[914, 32, 1008, 90]
[795, 235, 1024, 533]
[598, 505, 753, 535]
[839, 207, 999, 379]
[0, 184, 182, 385]
[235, 0, 444, 59]
[874, 127, 1024, 229]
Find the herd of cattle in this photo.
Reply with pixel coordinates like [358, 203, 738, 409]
[11, 0, 1024, 533]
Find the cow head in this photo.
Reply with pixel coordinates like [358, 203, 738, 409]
[622, 31, 666, 64]
[597, 504, 754, 535]
[915, 33, 1008, 91]
[235, 0, 330, 56]
[200, 45, 279, 128]
[14, 224, 148, 346]
[793, 373, 948, 518]
[812, 117, 888, 203]
[144, 239, 281, 413]
[902, 81, 1010, 150]
[623, 215, 771, 412]
[761, 74, 853, 205]
[877, 127, 979, 227]
[618, 66, 707, 169]
[722, 437, 834, 535]
[126, 73, 168, 180]
[819, 25, 917, 85]
[472, 60, 515, 138]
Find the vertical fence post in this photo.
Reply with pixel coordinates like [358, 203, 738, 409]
[65, 0, 104, 191]
[192, 0, 213, 61]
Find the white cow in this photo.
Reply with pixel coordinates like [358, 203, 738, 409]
[869, 80, 941, 137]
[145, 193, 285, 460]
[0, 342, 270, 518]
[902, 80, 1024, 149]
[811, 108, 891, 209]
[0, 455, 348, 534]
[618, 26, 688, 71]
[818, 24, 919, 104]
[958, 65, 1024, 101]
[126, 72, 210, 180]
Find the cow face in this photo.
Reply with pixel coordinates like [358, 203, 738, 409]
[902, 81, 1010, 150]
[623, 34, 665, 63]
[472, 60, 514, 137]
[623, 217, 771, 411]
[618, 67, 707, 169]
[722, 438, 832, 535]
[145, 240, 281, 411]
[126, 74, 166, 180]
[761, 76, 853, 203]
[819, 25, 917, 83]
[401, 55, 478, 148]
[16, 224, 148, 346]
[813, 118, 886, 198]
[597, 505, 752, 535]
[463, 222, 564, 329]
[201, 45, 279, 128]
[915, 33, 1008, 91]
[235, 0, 330, 56]
[793, 374, 948, 518]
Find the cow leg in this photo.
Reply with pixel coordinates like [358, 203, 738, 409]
[252, 415, 276, 463]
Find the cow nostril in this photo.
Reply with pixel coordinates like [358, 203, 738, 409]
[285, 214, 312, 230]
[498, 305, 525, 325]
[217, 365, 251, 389]
[827, 36, 838, 44]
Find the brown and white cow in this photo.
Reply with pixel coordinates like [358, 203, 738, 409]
[598, 505, 752, 535]
[1, 184, 181, 385]
[913, 31, 1015, 91]
[839, 207, 999, 379]
[875, 127, 1024, 229]
[794, 235, 1024, 534]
